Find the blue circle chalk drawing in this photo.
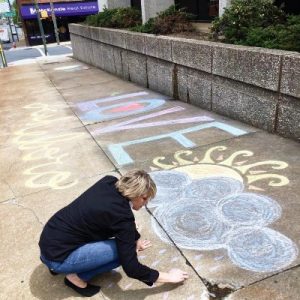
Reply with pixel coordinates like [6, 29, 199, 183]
[148, 171, 191, 208]
[218, 193, 282, 227]
[183, 177, 244, 204]
[227, 227, 298, 272]
[152, 198, 231, 250]
[149, 147, 298, 273]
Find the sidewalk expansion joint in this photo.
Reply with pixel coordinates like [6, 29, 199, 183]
[187, 130, 258, 155]
[145, 206, 234, 300]
[0, 197, 16, 204]
[235, 263, 300, 293]
[16, 203, 45, 226]
[42, 68, 119, 172]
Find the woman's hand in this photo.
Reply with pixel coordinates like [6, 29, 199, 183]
[156, 269, 189, 283]
[168, 269, 189, 283]
[136, 239, 152, 252]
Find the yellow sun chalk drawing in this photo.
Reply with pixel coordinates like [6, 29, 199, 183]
[174, 150, 194, 165]
[175, 164, 244, 182]
[151, 146, 289, 190]
[152, 156, 177, 169]
[221, 150, 253, 166]
[235, 161, 289, 174]
[199, 146, 227, 164]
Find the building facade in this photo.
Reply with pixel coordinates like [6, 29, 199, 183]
[97, 0, 300, 23]
[96, 0, 229, 23]
[20, 0, 299, 46]
[18, 0, 99, 45]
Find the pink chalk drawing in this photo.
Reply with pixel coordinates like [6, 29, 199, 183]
[92, 106, 214, 135]
[106, 102, 145, 113]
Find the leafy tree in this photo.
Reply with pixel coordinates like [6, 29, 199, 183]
[12, 0, 20, 25]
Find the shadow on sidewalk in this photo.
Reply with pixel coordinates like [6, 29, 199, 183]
[30, 264, 179, 299]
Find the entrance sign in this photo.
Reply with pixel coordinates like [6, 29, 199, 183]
[21, 1, 98, 19]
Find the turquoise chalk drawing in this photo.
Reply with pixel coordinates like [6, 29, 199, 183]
[108, 122, 247, 165]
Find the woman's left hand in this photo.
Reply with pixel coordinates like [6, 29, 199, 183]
[136, 239, 152, 252]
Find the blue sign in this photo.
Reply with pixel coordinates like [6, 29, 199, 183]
[21, 1, 98, 19]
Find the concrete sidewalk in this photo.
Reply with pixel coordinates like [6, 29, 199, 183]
[0, 57, 299, 300]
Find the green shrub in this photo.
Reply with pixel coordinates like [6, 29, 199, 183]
[130, 19, 155, 34]
[12, 0, 20, 25]
[131, 5, 194, 34]
[245, 15, 300, 51]
[85, 5, 194, 35]
[85, 7, 142, 28]
[211, 0, 286, 44]
[211, 0, 300, 51]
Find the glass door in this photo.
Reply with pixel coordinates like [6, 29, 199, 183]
[175, 0, 219, 21]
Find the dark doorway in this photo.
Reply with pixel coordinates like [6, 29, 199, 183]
[175, 0, 219, 21]
[25, 16, 86, 46]
[274, 0, 300, 14]
[131, 0, 141, 11]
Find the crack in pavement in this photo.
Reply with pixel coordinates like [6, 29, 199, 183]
[0, 201, 45, 227]
[146, 203, 300, 300]
[145, 206, 234, 300]
[235, 263, 300, 292]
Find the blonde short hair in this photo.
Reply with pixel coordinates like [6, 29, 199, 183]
[115, 169, 156, 200]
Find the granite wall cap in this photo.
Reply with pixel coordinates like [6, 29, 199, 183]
[212, 43, 293, 92]
[97, 27, 113, 44]
[69, 23, 88, 37]
[144, 35, 172, 62]
[106, 29, 127, 49]
[89, 26, 102, 42]
[69, 23, 91, 39]
[171, 38, 212, 73]
[124, 31, 146, 54]
[281, 53, 300, 99]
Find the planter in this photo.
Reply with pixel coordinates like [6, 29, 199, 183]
[69, 23, 300, 141]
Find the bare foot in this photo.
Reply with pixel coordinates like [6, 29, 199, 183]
[66, 273, 87, 288]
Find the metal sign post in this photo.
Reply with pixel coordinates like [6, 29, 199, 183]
[6, 1, 19, 42]
[33, 0, 47, 55]
[0, 38, 8, 68]
[49, 0, 59, 45]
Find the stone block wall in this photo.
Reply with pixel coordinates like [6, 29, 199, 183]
[69, 24, 300, 141]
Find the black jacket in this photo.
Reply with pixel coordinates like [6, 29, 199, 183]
[39, 175, 159, 285]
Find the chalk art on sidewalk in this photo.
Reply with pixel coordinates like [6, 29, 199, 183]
[54, 65, 89, 72]
[148, 147, 298, 273]
[13, 103, 82, 190]
[81, 99, 166, 123]
[79, 91, 249, 165]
